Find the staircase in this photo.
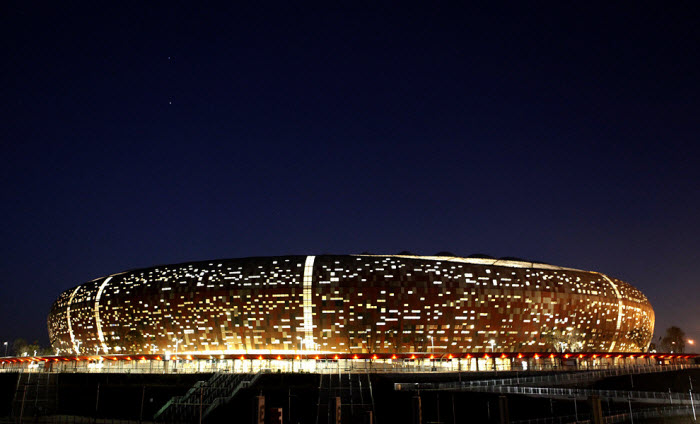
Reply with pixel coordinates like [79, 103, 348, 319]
[11, 372, 58, 419]
[154, 372, 262, 423]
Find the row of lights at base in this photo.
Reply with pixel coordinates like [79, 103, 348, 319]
[1, 352, 695, 364]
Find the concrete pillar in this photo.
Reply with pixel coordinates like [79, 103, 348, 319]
[269, 407, 283, 424]
[498, 395, 509, 424]
[335, 396, 342, 424]
[590, 395, 603, 424]
[412, 394, 422, 424]
[256, 395, 265, 424]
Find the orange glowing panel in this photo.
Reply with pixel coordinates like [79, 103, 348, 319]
[517, 353, 523, 359]
[240, 355, 245, 360]
[258, 355, 263, 360]
[484, 354, 489, 359]
[354, 355, 359, 360]
[277, 356, 282, 360]
[295, 355, 301, 360]
[429, 355, 434, 360]
[410, 354, 416, 360]
[392, 354, 397, 360]
[534, 354, 539, 359]
[372, 355, 377, 360]
[501, 354, 507, 359]
[549, 354, 555, 359]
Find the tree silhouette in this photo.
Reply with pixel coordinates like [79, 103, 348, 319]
[660, 326, 685, 353]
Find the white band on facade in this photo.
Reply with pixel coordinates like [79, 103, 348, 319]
[94, 276, 112, 354]
[302, 256, 315, 351]
[600, 274, 624, 352]
[66, 286, 82, 354]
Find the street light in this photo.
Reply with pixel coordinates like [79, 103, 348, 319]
[428, 335, 436, 371]
[3, 342, 7, 357]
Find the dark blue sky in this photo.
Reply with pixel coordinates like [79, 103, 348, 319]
[3, 3, 699, 349]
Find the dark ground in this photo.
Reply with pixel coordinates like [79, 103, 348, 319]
[1, 369, 698, 423]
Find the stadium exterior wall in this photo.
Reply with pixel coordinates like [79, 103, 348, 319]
[47, 254, 654, 355]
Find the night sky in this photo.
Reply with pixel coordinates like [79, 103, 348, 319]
[3, 3, 699, 350]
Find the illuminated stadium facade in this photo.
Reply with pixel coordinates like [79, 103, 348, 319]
[48, 254, 655, 356]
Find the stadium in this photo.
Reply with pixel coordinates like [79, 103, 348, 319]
[47, 254, 655, 357]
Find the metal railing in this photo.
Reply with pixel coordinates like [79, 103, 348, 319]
[450, 384, 699, 405]
[512, 405, 696, 424]
[4, 355, 692, 375]
[412, 363, 700, 391]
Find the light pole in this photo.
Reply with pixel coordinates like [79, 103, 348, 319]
[690, 376, 697, 422]
[3, 342, 7, 357]
[628, 397, 634, 424]
[428, 335, 435, 371]
[174, 339, 182, 372]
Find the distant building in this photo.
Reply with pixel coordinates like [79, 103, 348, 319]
[48, 254, 654, 355]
